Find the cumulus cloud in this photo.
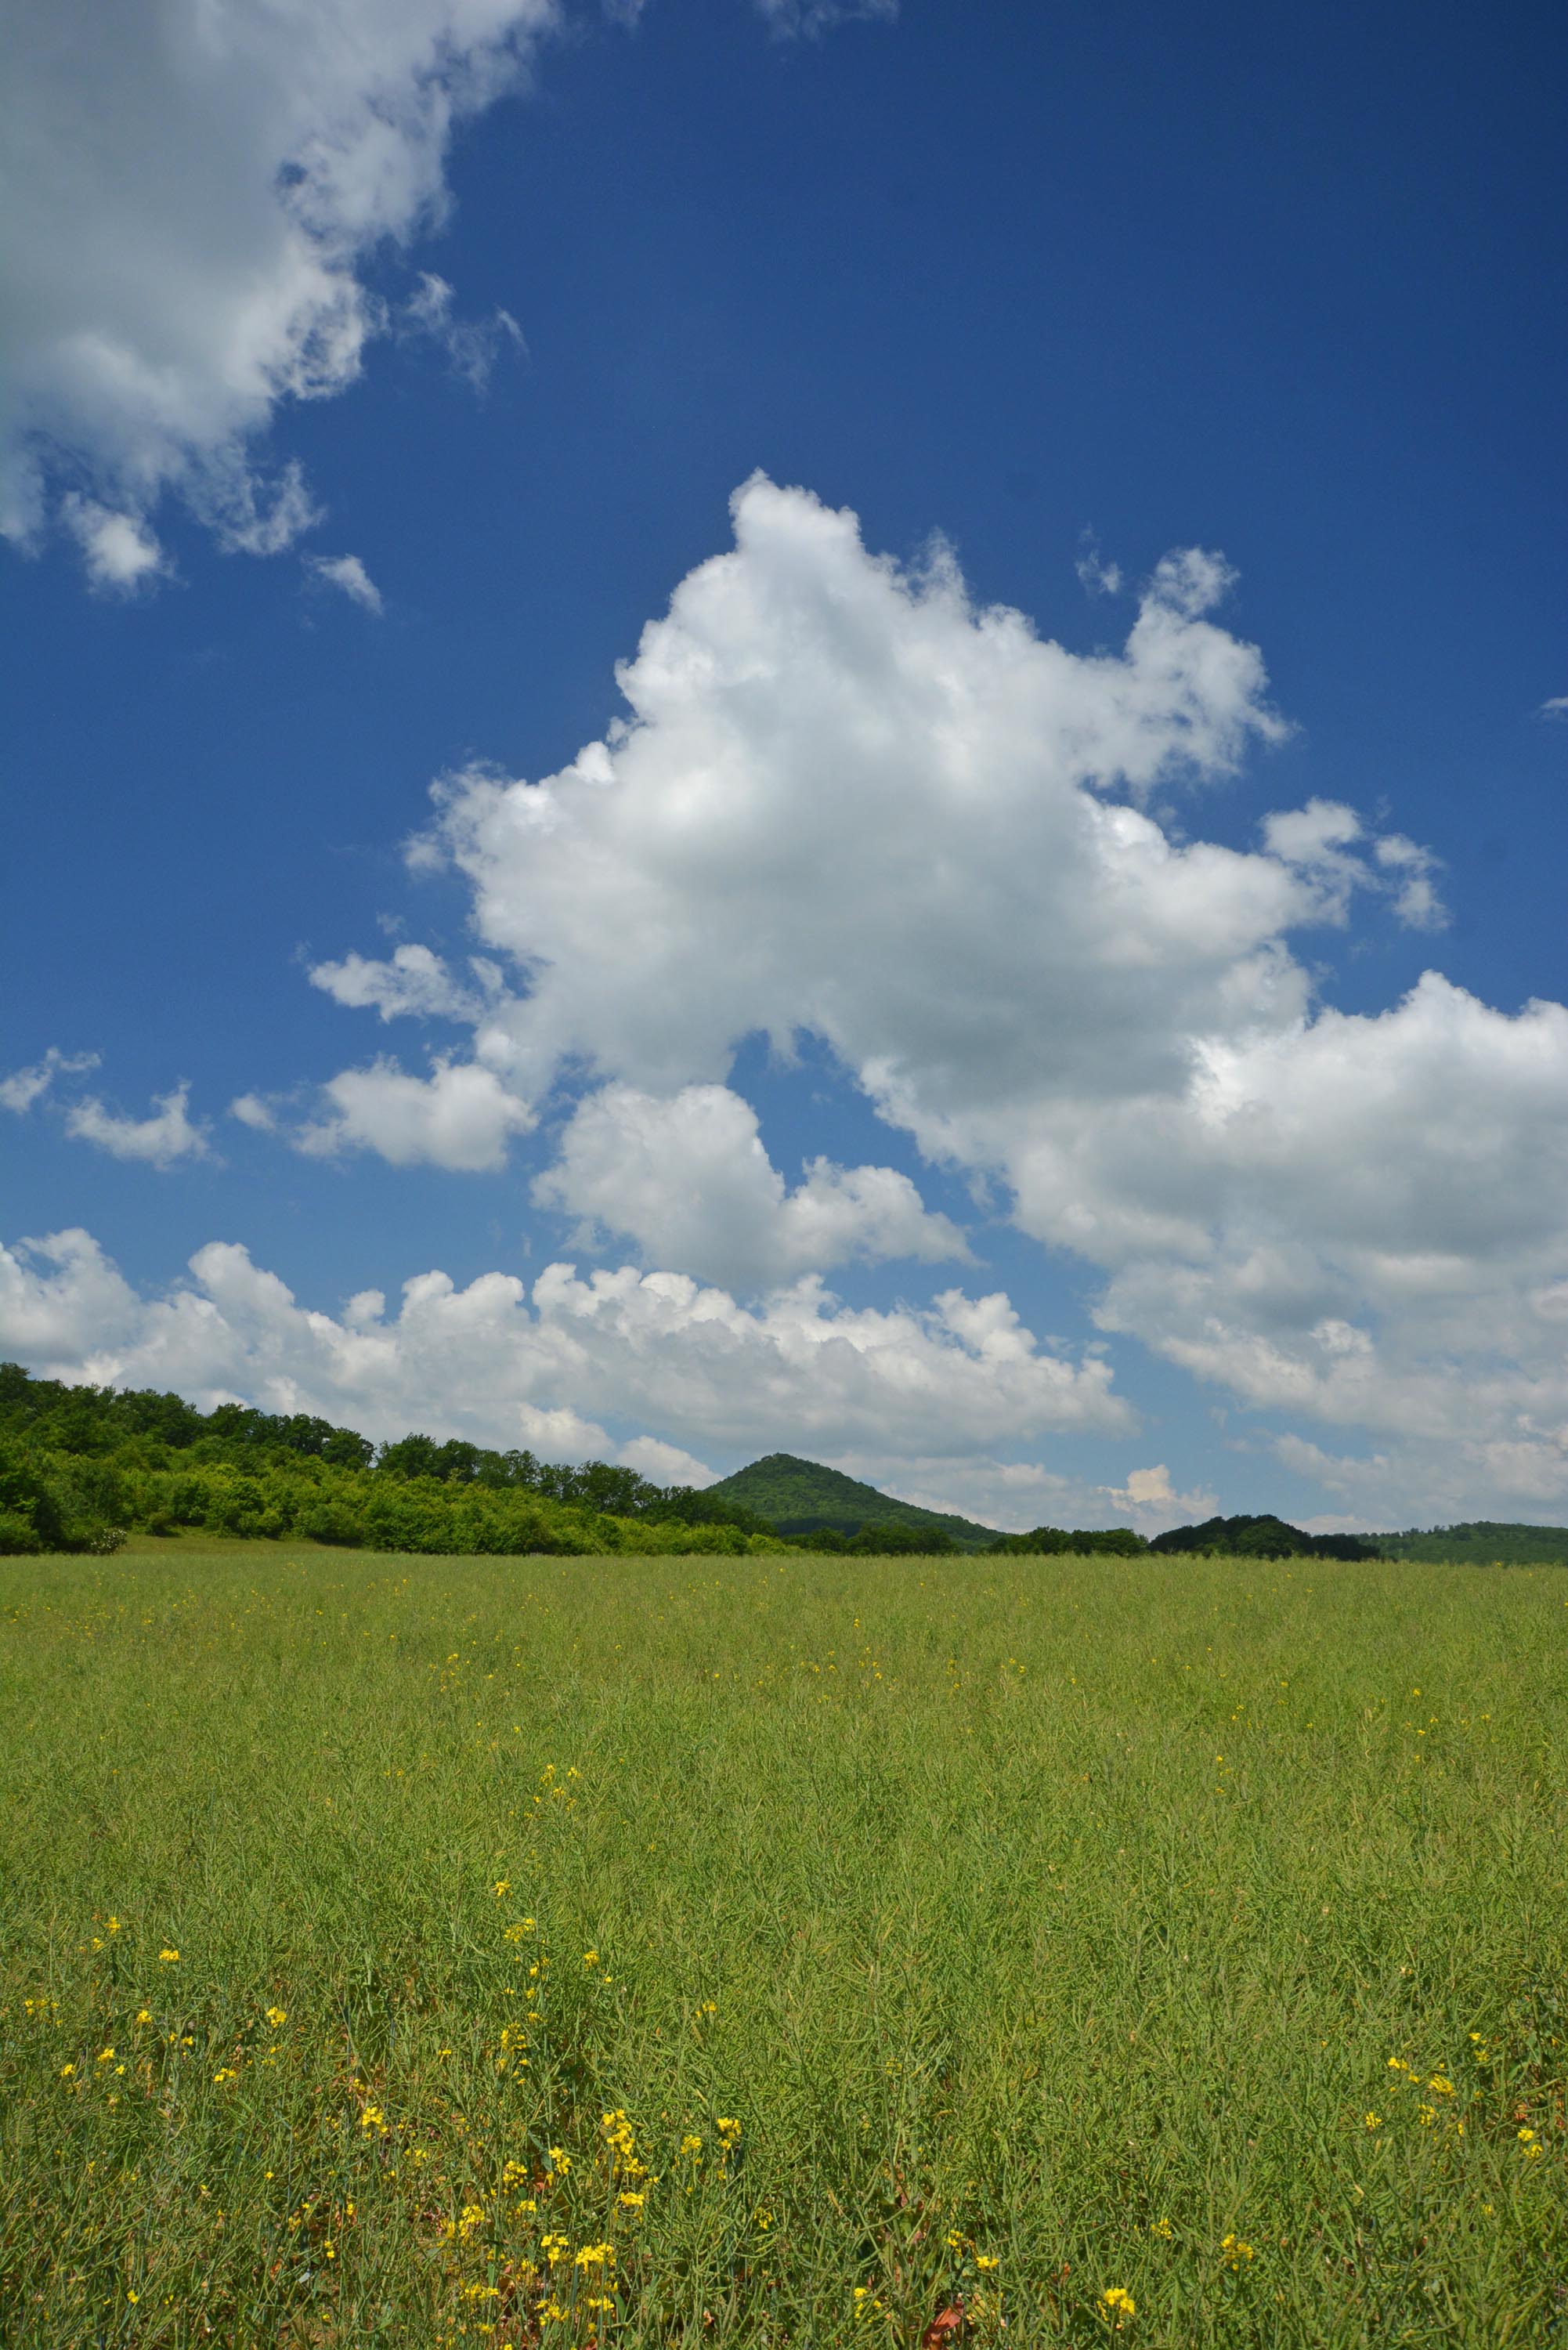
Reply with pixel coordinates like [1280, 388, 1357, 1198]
[228, 1093, 278, 1132]
[286, 473, 1568, 1516]
[533, 1082, 969, 1288]
[306, 551, 383, 613]
[1538, 696, 1568, 721]
[1261, 797, 1446, 930]
[64, 1083, 209, 1167]
[295, 1056, 533, 1170]
[0, 1047, 99, 1114]
[309, 943, 496, 1021]
[2, 0, 558, 571]
[0, 1231, 1129, 1473]
[1103, 1462, 1216, 1529]
[59, 496, 169, 594]
[3, 5, 889, 580]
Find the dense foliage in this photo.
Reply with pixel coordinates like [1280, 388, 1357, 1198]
[985, 1524, 1149, 1556]
[1375, 1519, 1568, 1565]
[0, 1365, 782, 1559]
[988, 1513, 1392, 1560]
[1149, 1513, 1385, 1562]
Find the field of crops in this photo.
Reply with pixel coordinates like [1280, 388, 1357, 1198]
[1, 1544, 1563, 2346]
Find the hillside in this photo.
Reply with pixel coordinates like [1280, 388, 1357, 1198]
[1149, 1513, 1382, 1562]
[706, 1453, 998, 1549]
[0, 1361, 774, 1558]
[1375, 1520, 1568, 1565]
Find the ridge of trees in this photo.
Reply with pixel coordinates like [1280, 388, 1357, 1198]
[0, 1364, 777, 1557]
[988, 1512, 1385, 1561]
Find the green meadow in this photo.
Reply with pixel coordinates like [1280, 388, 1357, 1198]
[1, 1546, 1563, 2348]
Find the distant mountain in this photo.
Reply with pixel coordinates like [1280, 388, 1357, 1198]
[1374, 1521, 1568, 1565]
[706, 1454, 998, 1549]
[1149, 1513, 1382, 1561]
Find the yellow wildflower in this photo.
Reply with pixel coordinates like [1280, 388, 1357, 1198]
[158, 1948, 180, 1964]
[1102, 2286, 1137, 2316]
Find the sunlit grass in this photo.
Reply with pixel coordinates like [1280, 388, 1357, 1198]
[2, 1548, 1563, 2345]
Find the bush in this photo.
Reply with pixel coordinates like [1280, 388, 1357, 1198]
[0, 1444, 68, 1553]
[300, 1503, 368, 1548]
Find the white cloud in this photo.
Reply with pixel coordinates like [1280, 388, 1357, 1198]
[1261, 797, 1446, 929]
[59, 496, 168, 593]
[1371, 830, 1446, 930]
[2, 0, 558, 570]
[0, 1231, 1130, 1475]
[1103, 1462, 1216, 1531]
[228, 1092, 278, 1132]
[287, 473, 1568, 1520]
[64, 1083, 209, 1167]
[1075, 535, 1122, 598]
[401, 271, 525, 391]
[618, 1435, 717, 1488]
[533, 1082, 968, 1287]
[1538, 696, 1568, 721]
[306, 551, 383, 613]
[0, 1047, 99, 1114]
[296, 1055, 533, 1170]
[753, 0, 898, 34]
[0, 1230, 149, 1361]
[309, 942, 491, 1021]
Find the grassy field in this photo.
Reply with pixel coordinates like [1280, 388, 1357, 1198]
[1, 1548, 1563, 2348]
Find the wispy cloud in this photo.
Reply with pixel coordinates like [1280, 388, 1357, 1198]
[401, 274, 526, 395]
[0, 1046, 99, 1114]
[305, 553, 384, 615]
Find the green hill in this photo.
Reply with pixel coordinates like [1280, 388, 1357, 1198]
[1375, 1520, 1568, 1565]
[706, 1453, 997, 1549]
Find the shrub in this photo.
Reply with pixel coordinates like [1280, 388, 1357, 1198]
[301, 1502, 368, 1548]
[0, 1444, 68, 1553]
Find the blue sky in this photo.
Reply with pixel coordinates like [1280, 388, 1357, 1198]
[3, 0, 1566, 1531]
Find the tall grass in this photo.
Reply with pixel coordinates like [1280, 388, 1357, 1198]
[1, 1546, 1563, 2346]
